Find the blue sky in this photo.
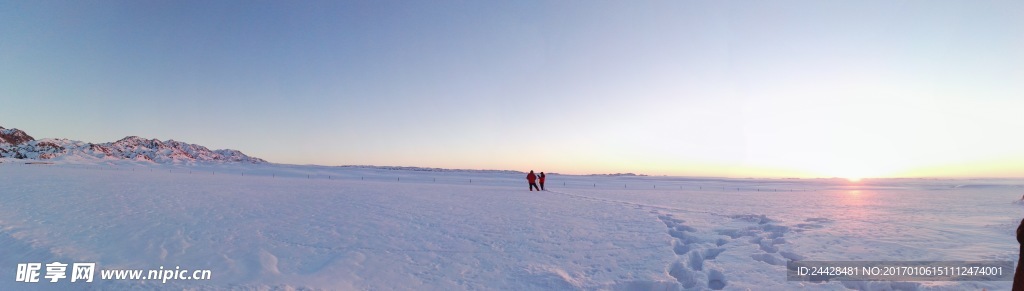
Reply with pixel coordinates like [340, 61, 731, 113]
[2, 1, 1022, 177]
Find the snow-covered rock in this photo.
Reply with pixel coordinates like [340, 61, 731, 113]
[0, 126, 35, 145]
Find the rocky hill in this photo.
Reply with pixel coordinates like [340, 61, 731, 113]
[0, 126, 266, 164]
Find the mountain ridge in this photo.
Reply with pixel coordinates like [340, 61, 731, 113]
[0, 125, 266, 164]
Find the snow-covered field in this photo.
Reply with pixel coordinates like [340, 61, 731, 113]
[1, 159, 1022, 290]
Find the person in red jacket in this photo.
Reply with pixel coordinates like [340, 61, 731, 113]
[538, 172, 546, 190]
[527, 170, 539, 191]
[1014, 218, 1024, 290]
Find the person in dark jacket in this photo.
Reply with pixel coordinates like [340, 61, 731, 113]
[1014, 218, 1024, 290]
[538, 172, 546, 190]
[527, 170, 539, 191]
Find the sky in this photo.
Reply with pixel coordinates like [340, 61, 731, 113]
[1, 1, 1022, 178]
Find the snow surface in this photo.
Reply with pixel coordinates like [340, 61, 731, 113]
[1, 159, 1023, 290]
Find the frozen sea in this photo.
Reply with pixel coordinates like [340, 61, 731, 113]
[1, 160, 1022, 290]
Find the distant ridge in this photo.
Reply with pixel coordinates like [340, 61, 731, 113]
[0, 125, 266, 164]
[585, 173, 647, 177]
[337, 165, 644, 177]
[338, 165, 527, 174]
